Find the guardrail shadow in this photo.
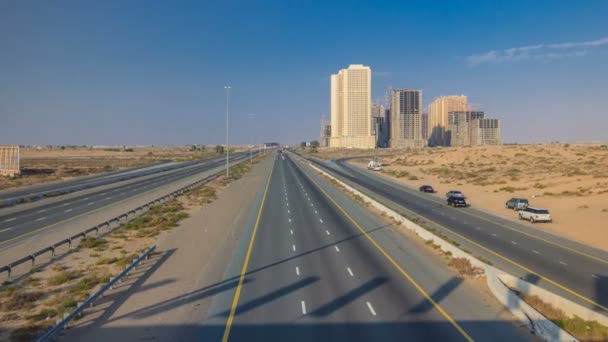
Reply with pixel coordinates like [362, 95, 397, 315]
[66, 248, 176, 332]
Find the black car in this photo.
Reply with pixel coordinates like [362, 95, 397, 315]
[447, 196, 467, 207]
[419, 185, 435, 193]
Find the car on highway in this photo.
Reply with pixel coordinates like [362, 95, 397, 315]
[367, 160, 382, 171]
[518, 207, 552, 223]
[446, 190, 464, 198]
[506, 197, 529, 210]
[447, 196, 467, 207]
[419, 185, 436, 193]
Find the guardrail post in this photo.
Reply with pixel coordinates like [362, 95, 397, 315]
[50, 246, 55, 258]
[31, 255, 36, 266]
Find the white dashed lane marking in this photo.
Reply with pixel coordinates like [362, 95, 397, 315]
[592, 274, 600, 279]
[296, 267, 300, 276]
[37, 209, 47, 213]
[347, 267, 354, 277]
[64, 209, 73, 213]
[366, 302, 377, 316]
[4, 218, 16, 222]
[290, 229, 293, 235]
[334, 246, 340, 252]
[35, 217, 46, 221]
[325, 230, 331, 235]
[319, 219, 323, 223]
[0, 228, 12, 233]
[301, 301, 307, 315]
[559, 261, 568, 266]
[511, 241, 517, 245]
[292, 245, 296, 252]
[532, 250, 540, 254]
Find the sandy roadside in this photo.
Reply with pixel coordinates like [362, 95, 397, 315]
[60, 153, 274, 341]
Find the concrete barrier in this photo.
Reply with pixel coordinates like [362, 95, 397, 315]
[305, 160, 581, 342]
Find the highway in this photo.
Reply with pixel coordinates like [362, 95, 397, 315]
[218, 152, 532, 341]
[296, 152, 608, 315]
[0, 152, 254, 247]
[0, 159, 205, 207]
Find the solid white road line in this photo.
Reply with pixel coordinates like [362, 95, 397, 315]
[4, 218, 16, 222]
[347, 267, 354, 277]
[0, 228, 12, 233]
[334, 246, 340, 252]
[301, 301, 307, 315]
[35, 217, 46, 221]
[292, 245, 296, 252]
[296, 267, 300, 276]
[366, 302, 377, 316]
[325, 230, 330, 235]
[64, 209, 73, 213]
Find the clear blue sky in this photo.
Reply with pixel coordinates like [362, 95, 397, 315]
[1, 0, 607, 145]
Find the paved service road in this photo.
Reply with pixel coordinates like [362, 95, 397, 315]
[296, 153, 608, 316]
[218, 152, 533, 342]
[0, 152, 254, 246]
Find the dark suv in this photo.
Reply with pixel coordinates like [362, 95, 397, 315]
[447, 196, 467, 207]
[419, 185, 435, 193]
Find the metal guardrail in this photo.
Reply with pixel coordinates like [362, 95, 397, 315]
[0, 154, 252, 278]
[36, 244, 157, 342]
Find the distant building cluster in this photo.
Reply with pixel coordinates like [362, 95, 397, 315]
[322, 65, 502, 148]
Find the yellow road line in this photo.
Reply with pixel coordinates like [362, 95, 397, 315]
[297, 159, 474, 342]
[316, 161, 608, 314]
[221, 159, 275, 342]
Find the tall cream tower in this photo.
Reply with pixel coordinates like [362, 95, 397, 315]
[330, 64, 374, 148]
[427, 95, 467, 146]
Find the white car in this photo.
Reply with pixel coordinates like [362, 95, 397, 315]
[518, 207, 552, 223]
[367, 160, 382, 171]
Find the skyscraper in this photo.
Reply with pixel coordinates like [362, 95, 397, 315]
[330, 64, 374, 148]
[390, 89, 425, 148]
[471, 118, 502, 145]
[447, 111, 485, 146]
[428, 95, 468, 146]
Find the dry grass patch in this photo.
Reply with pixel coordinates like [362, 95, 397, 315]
[521, 294, 608, 341]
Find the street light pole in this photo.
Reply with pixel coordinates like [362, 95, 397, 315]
[224, 85, 231, 177]
[248, 113, 255, 165]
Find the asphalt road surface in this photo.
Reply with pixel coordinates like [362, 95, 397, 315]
[296, 152, 608, 316]
[0, 152, 253, 246]
[217, 152, 533, 342]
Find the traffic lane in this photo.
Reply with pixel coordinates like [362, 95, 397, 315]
[0, 153, 249, 229]
[0, 153, 252, 243]
[293, 154, 537, 341]
[0, 152, 250, 224]
[284, 156, 479, 341]
[225, 157, 312, 342]
[341, 158, 608, 261]
[318, 157, 608, 310]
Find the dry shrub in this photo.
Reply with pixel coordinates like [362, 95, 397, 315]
[448, 257, 484, 278]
